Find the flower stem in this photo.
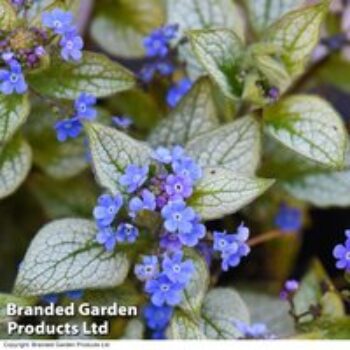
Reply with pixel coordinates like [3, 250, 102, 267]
[247, 229, 282, 247]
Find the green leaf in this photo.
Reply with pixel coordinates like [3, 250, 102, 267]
[28, 52, 135, 99]
[168, 288, 250, 339]
[190, 167, 274, 220]
[28, 174, 98, 219]
[297, 318, 350, 339]
[86, 123, 151, 194]
[0, 0, 16, 30]
[246, 0, 305, 34]
[148, 77, 219, 147]
[14, 219, 129, 296]
[122, 319, 145, 339]
[0, 136, 32, 200]
[186, 115, 261, 176]
[0, 293, 37, 319]
[91, 0, 164, 58]
[189, 29, 244, 100]
[179, 249, 209, 314]
[167, 0, 244, 79]
[264, 2, 326, 75]
[0, 94, 30, 145]
[264, 95, 348, 168]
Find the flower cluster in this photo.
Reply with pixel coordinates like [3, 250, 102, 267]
[143, 303, 173, 339]
[42, 9, 84, 62]
[213, 224, 251, 271]
[54, 92, 97, 142]
[333, 230, 350, 272]
[274, 203, 302, 232]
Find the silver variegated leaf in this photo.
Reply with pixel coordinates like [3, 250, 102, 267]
[14, 219, 129, 296]
[186, 115, 261, 175]
[190, 167, 275, 220]
[148, 77, 219, 147]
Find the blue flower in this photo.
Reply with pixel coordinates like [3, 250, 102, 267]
[333, 230, 350, 272]
[96, 226, 118, 252]
[166, 78, 192, 108]
[60, 30, 84, 62]
[42, 9, 74, 35]
[42, 294, 59, 304]
[162, 251, 194, 284]
[196, 242, 213, 267]
[172, 156, 202, 183]
[160, 232, 183, 252]
[112, 116, 133, 129]
[139, 60, 174, 83]
[74, 93, 97, 121]
[178, 215, 206, 247]
[171, 145, 186, 162]
[151, 329, 166, 339]
[145, 273, 183, 306]
[54, 117, 82, 142]
[143, 24, 178, 58]
[66, 290, 84, 300]
[235, 321, 270, 339]
[116, 223, 139, 243]
[134, 256, 159, 282]
[119, 164, 149, 193]
[161, 200, 195, 234]
[0, 60, 27, 95]
[165, 174, 193, 199]
[213, 224, 250, 271]
[143, 303, 173, 330]
[93, 193, 123, 228]
[152, 147, 173, 164]
[129, 189, 156, 218]
[275, 203, 302, 232]
[280, 279, 299, 300]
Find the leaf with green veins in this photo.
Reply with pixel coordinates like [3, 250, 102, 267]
[190, 167, 274, 220]
[85, 123, 152, 194]
[0, 0, 16, 30]
[0, 293, 37, 319]
[179, 249, 209, 314]
[91, 0, 164, 58]
[0, 136, 32, 200]
[264, 95, 348, 169]
[28, 52, 136, 100]
[189, 29, 244, 100]
[28, 174, 98, 219]
[264, 2, 326, 76]
[167, 0, 244, 80]
[186, 115, 261, 176]
[14, 219, 129, 296]
[246, 0, 305, 34]
[0, 94, 30, 146]
[168, 288, 250, 340]
[148, 77, 219, 147]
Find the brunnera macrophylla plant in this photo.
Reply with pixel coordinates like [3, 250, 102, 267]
[0, 0, 349, 341]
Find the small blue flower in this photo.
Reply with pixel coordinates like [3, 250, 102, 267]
[235, 321, 270, 339]
[151, 329, 166, 340]
[60, 30, 84, 62]
[93, 193, 123, 228]
[1, 52, 14, 63]
[74, 93, 97, 121]
[160, 232, 183, 252]
[333, 230, 350, 272]
[162, 251, 194, 284]
[166, 78, 192, 108]
[119, 164, 149, 193]
[96, 226, 118, 252]
[172, 156, 202, 183]
[0, 60, 27, 95]
[129, 189, 156, 218]
[116, 223, 139, 243]
[139, 60, 175, 82]
[213, 231, 236, 253]
[143, 303, 173, 330]
[66, 290, 84, 300]
[145, 273, 183, 307]
[275, 203, 302, 232]
[112, 116, 133, 129]
[280, 279, 299, 300]
[42, 9, 74, 35]
[165, 174, 193, 199]
[178, 215, 206, 247]
[42, 294, 59, 304]
[54, 117, 82, 142]
[134, 256, 159, 282]
[161, 200, 195, 234]
[152, 147, 173, 164]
